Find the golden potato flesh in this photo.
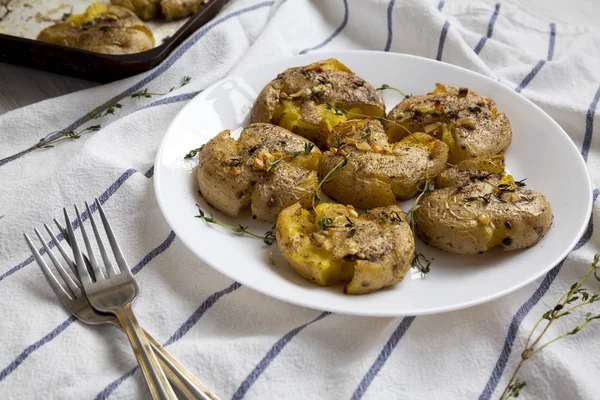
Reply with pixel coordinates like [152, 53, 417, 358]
[111, 0, 160, 21]
[37, 4, 155, 54]
[276, 202, 414, 294]
[196, 123, 322, 223]
[415, 156, 553, 254]
[318, 119, 449, 209]
[250, 58, 386, 149]
[386, 84, 512, 163]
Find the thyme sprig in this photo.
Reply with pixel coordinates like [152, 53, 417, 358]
[267, 143, 315, 172]
[500, 254, 600, 400]
[324, 103, 418, 142]
[195, 206, 276, 245]
[406, 178, 434, 277]
[465, 177, 527, 205]
[376, 84, 412, 99]
[0, 76, 193, 165]
[406, 178, 433, 233]
[8, 124, 102, 156]
[311, 156, 348, 213]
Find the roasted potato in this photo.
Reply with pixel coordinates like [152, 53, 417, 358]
[318, 119, 449, 208]
[415, 155, 553, 254]
[386, 84, 512, 163]
[250, 58, 386, 149]
[112, 0, 202, 21]
[111, 0, 160, 21]
[276, 202, 414, 294]
[161, 0, 204, 21]
[197, 123, 322, 222]
[37, 3, 154, 54]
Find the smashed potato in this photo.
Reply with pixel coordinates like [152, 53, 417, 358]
[386, 84, 512, 163]
[415, 155, 553, 254]
[197, 123, 322, 222]
[36, 3, 154, 54]
[319, 119, 448, 208]
[111, 0, 160, 21]
[250, 58, 385, 149]
[276, 202, 414, 294]
[112, 0, 203, 21]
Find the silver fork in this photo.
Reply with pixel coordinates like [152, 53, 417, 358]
[24, 219, 219, 400]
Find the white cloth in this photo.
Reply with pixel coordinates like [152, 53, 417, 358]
[1, 0, 600, 399]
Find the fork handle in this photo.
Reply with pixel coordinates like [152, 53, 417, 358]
[145, 332, 220, 400]
[114, 304, 178, 400]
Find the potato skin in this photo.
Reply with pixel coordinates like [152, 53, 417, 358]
[250, 58, 385, 149]
[387, 83, 512, 163]
[415, 156, 553, 254]
[196, 123, 321, 222]
[319, 119, 448, 208]
[276, 202, 414, 294]
[161, 0, 203, 21]
[111, 0, 160, 20]
[37, 4, 154, 54]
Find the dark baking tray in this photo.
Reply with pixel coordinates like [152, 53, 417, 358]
[0, 0, 229, 83]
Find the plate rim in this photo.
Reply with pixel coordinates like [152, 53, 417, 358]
[154, 50, 593, 317]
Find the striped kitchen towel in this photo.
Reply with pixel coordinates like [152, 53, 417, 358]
[1, 0, 599, 398]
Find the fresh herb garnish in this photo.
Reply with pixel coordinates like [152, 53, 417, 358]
[33, 124, 102, 149]
[184, 145, 204, 159]
[412, 252, 431, 277]
[467, 105, 481, 113]
[407, 178, 433, 232]
[99, 26, 113, 32]
[196, 206, 276, 245]
[466, 194, 491, 204]
[376, 84, 412, 98]
[0, 76, 193, 164]
[311, 156, 348, 214]
[515, 178, 527, 187]
[361, 128, 372, 142]
[267, 143, 315, 171]
[500, 254, 600, 400]
[318, 216, 334, 231]
[61, 8, 72, 21]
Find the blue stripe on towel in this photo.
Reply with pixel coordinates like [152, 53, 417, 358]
[0, 1, 274, 168]
[474, 3, 501, 55]
[350, 316, 416, 400]
[514, 23, 557, 93]
[0, 231, 177, 383]
[436, 21, 450, 61]
[232, 312, 331, 400]
[582, 86, 600, 162]
[437, 0, 445, 11]
[514, 60, 546, 93]
[384, 0, 396, 51]
[299, 0, 349, 54]
[548, 23, 556, 61]
[95, 282, 242, 400]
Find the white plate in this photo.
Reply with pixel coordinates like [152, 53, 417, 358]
[154, 51, 592, 317]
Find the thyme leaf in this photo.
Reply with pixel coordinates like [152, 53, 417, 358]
[184, 145, 205, 159]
